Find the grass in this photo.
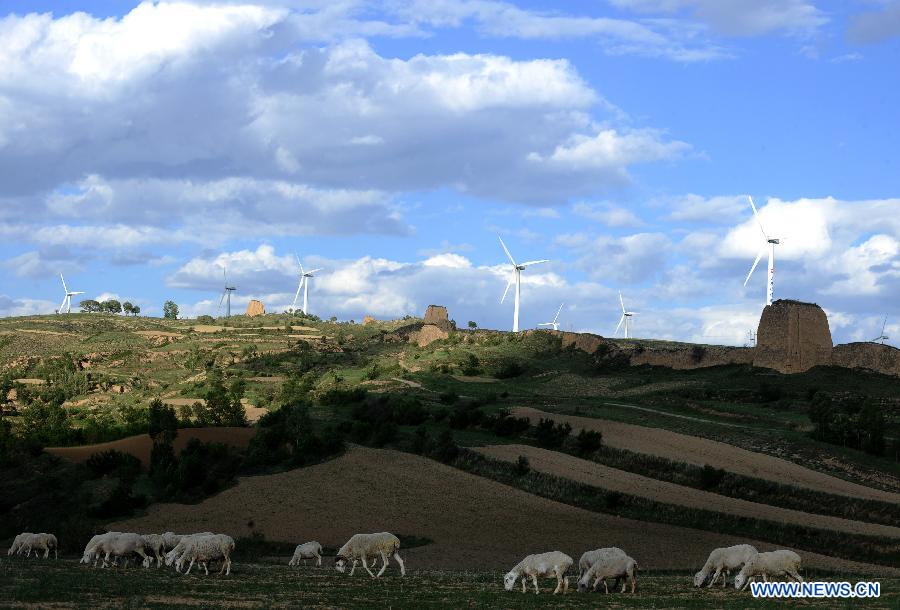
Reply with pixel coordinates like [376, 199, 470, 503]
[1, 559, 895, 609]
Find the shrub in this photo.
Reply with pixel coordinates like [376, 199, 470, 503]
[439, 390, 459, 405]
[699, 465, 726, 490]
[533, 418, 572, 449]
[495, 360, 524, 379]
[574, 429, 603, 457]
[515, 455, 530, 476]
[691, 346, 707, 363]
[461, 353, 482, 376]
[482, 412, 530, 438]
[85, 450, 142, 483]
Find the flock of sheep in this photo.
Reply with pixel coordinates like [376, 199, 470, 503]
[8, 529, 803, 595]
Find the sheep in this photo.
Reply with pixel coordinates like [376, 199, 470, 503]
[694, 544, 758, 588]
[577, 547, 627, 579]
[334, 532, 405, 578]
[81, 532, 124, 567]
[178, 534, 236, 576]
[735, 550, 802, 591]
[19, 533, 58, 559]
[289, 541, 323, 568]
[7, 533, 33, 557]
[141, 534, 166, 568]
[504, 551, 573, 595]
[164, 533, 214, 572]
[161, 532, 183, 551]
[577, 552, 638, 594]
[94, 532, 149, 569]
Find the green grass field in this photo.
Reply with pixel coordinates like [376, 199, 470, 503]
[1, 560, 896, 609]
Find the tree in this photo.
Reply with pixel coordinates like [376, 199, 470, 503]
[131, 305, 141, 317]
[148, 398, 179, 446]
[123, 301, 133, 315]
[102, 299, 122, 314]
[163, 300, 179, 319]
[468, 321, 477, 329]
[79, 299, 101, 313]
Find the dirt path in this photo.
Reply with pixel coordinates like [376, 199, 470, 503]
[474, 445, 900, 539]
[602, 401, 746, 428]
[513, 407, 900, 503]
[47, 427, 256, 466]
[110, 447, 898, 576]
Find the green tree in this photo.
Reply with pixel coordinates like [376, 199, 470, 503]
[148, 398, 179, 446]
[468, 321, 477, 329]
[123, 301, 134, 315]
[201, 369, 247, 426]
[131, 304, 141, 316]
[163, 300, 179, 319]
[102, 299, 122, 314]
[79, 299, 101, 313]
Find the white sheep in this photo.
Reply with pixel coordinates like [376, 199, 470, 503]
[334, 532, 405, 578]
[735, 550, 802, 591]
[141, 534, 166, 568]
[577, 552, 638, 593]
[504, 551, 573, 595]
[179, 534, 236, 576]
[95, 532, 149, 569]
[694, 544, 758, 588]
[19, 533, 58, 559]
[7, 533, 33, 557]
[577, 547, 626, 579]
[289, 541, 323, 567]
[161, 532, 183, 551]
[164, 533, 214, 572]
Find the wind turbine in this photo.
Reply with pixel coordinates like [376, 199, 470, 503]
[293, 255, 322, 315]
[872, 316, 889, 344]
[538, 303, 564, 331]
[57, 274, 84, 314]
[218, 266, 236, 318]
[743, 196, 780, 307]
[498, 236, 549, 332]
[614, 292, 637, 338]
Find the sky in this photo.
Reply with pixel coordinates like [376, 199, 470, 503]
[0, 0, 898, 346]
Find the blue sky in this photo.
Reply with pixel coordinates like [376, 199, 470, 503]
[1, 0, 898, 345]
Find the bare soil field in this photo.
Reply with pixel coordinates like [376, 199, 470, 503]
[451, 375, 498, 383]
[46, 427, 256, 466]
[110, 447, 896, 576]
[474, 444, 900, 538]
[514, 407, 900, 503]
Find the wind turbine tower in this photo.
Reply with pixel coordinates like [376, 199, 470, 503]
[57, 274, 84, 314]
[615, 292, 637, 338]
[498, 236, 549, 332]
[538, 303, 564, 331]
[292, 255, 322, 315]
[743, 196, 780, 306]
[218, 266, 236, 318]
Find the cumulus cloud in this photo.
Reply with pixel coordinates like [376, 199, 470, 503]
[573, 202, 644, 227]
[0, 295, 58, 318]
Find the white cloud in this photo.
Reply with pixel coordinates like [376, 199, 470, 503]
[0, 295, 58, 318]
[608, 0, 826, 37]
[667, 193, 748, 223]
[573, 202, 644, 227]
[848, 1, 900, 44]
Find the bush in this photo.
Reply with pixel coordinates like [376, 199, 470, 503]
[574, 429, 603, 457]
[495, 360, 524, 379]
[439, 390, 459, 405]
[515, 455, 530, 476]
[482, 411, 530, 438]
[320, 387, 368, 406]
[246, 402, 344, 469]
[533, 418, 572, 449]
[699, 464, 726, 490]
[431, 430, 459, 463]
[461, 353, 482, 376]
[85, 450, 141, 483]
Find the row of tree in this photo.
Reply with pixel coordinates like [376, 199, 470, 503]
[78, 300, 141, 315]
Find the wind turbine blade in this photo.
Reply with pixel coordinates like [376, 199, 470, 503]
[59, 273, 68, 293]
[500, 279, 512, 304]
[295, 253, 301, 267]
[519, 259, 549, 267]
[222, 265, 228, 285]
[307, 268, 322, 275]
[71, 291, 85, 296]
[743, 247, 766, 286]
[614, 314, 625, 336]
[497, 235, 516, 266]
[619, 292, 626, 313]
[882, 316, 888, 336]
[553, 303, 563, 323]
[59, 295, 68, 313]
[219, 292, 226, 307]
[292, 279, 303, 308]
[748, 196, 767, 239]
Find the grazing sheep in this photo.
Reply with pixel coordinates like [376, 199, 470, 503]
[141, 534, 166, 568]
[179, 534, 236, 576]
[7, 533, 33, 557]
[20, 533, 58, 559]
[334, 532, 405, 578]
[504, 551, 573, 595]
[577, 552, 638, 594]
[735, 550, 802, 591]
[95, 532, 149, 569]
[81, 532, 121, 567]
[694, 544, 758, 588]
[161, 532, 183, 551]
[577, 547, 627, 579]
[289, 541, 323, 567]
[164, 533, 214, 572]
